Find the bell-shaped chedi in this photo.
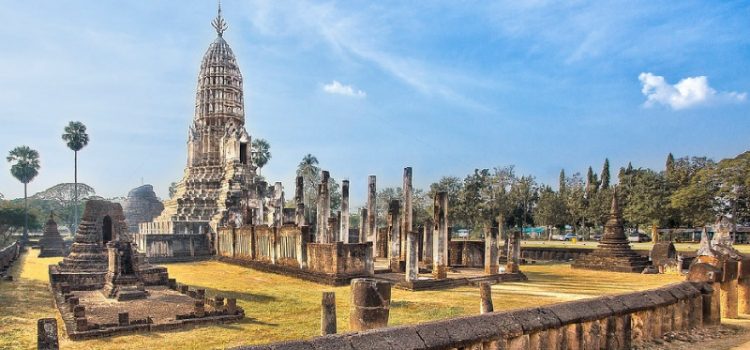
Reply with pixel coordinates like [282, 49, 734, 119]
[38, 212, 66, 257]
[123, 185, 164, 233]
[572, 188, 650, 273]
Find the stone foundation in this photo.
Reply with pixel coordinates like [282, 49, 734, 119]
[132, 233, 212, 263]
[216, 224, 374, 285]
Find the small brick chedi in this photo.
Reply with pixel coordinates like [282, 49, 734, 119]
[38, 213, 66, 257]
[572, 189, 649, 273]
[49, 200, 168, 290]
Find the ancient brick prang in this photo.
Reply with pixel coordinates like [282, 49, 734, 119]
[49, 200, 168, 290]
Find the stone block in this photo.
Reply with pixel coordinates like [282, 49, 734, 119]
[73, 305, 85, 318]
[37, 318, 59, 350]
[118, 312, 129, 326]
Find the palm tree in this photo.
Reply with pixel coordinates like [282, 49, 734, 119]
[251, 138, 272, 175]
[62, 121, 89, 234]
[297, 154, 320, 223]
[7, 146, 41, 243]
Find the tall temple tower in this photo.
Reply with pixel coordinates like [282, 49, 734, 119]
[139, 4, 276, 248]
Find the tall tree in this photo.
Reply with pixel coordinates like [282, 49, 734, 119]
[535, 185, 568, 237]
[33, 183, 95, 232]
[623, 168, 669, 231]
[7, 146, 41, 243]
[600, 158, 610, 190]
[428, 176, 464, 225]
[251, 138, 271, 175]
[558, 169, 567, 194]
[665, 153, 675, 178]
[296, 154, 320, 223]
[61, 121, 89, 234]
[586, 166, 599, 196]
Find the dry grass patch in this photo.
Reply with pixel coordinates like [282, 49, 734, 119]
[1, 252, 683, 350]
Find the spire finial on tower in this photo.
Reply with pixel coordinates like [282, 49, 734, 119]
[212, 0, 228, 36]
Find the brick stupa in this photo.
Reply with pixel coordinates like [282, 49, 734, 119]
[38, 212, 65, 257]
[572, 189, 649, 273]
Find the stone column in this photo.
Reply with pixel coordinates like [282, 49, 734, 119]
[316, 182, 329, 243]
[388, 200, 402, 272]
[401, 167, 413, 260]
[118, 312, 129, 326]
[37, 318, 59, 350]
[739, 277, 750, 314]
[341, 180, 350, 243]
[327, 217, 339, 244]
[406, 230, 419, 282]
[721, 279, 739, 319]
[274, 182, 284, 229]
[295, 176, 305, 227]
[485, 227, 499, 275]
[433, 192, 449, 279]
[322, 171, 331, 228]
[479, 282, 493, 314]
[298, 226, 309, 269]
[359, 208, 368, 243]
[349, 278, 391, 331]
[367, 175, 377, 251]
[422, 220, 433, 267]
[507, 230, 521, 273]
[739, 259, 750, 314]
[321, 292, 337, 335]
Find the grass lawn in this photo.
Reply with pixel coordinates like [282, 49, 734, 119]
[521, 240, 750, 254]
[1, 250, 684, 350]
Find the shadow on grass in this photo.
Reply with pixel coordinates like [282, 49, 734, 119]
[175, 285, 278, 304]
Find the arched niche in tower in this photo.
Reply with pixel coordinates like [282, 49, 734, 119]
[102, 215, 113, 244]
[240, 142, 248, 164]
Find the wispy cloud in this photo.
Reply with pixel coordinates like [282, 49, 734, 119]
[247, 2, 492, 112]
[639, 72, 746, 110]
[323, 80, 366, 98]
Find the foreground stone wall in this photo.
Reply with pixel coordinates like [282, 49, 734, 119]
[233, 281, 709, 350]
[0, 241, 21, 279]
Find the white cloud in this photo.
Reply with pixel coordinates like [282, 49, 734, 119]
[323, 80, 366, 98]
[639, 72, 746, 110]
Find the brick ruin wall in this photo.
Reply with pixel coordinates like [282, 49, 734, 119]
[233, 281, 711, 350]
[132, 233, 212, 263]
[215, 225, 372, 279]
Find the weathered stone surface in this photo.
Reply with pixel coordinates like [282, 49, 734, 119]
[38, 213, 66, 257]
[50, 200, 168, 291]
[37, 318, 59, 350]
[321, 292, 337, 335]
[123, 185, 164, 233]
[349, 278, 391, 331]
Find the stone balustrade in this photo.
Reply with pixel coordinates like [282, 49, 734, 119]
[231, 281, 709, 350]
[0, 241, 21, 280]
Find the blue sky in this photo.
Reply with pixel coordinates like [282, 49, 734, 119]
[1, 1, 749, 207]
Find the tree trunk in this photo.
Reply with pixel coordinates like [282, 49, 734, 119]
[74, 150, 78, 234]
[23, 182, 28, 244]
